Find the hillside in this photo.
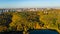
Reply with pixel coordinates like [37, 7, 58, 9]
[0, 9, 60, 34]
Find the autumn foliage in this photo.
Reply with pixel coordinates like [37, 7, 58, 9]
[0, 9, 60, 33]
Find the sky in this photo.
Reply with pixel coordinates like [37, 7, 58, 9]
[0, 0, 60, 8]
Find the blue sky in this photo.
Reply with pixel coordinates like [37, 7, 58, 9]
[0, 0, 60, 8]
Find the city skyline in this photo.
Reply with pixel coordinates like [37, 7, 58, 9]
[0, 0, 60, 8]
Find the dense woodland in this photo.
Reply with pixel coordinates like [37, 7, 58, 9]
[0, 9, 60, 34]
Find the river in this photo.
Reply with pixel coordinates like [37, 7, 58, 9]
[0, 29, 59, 34]
[29, 29, 59, 34]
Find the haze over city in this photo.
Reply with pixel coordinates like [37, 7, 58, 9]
[0, 0, 60, 8]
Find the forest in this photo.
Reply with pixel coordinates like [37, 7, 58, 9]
[0, 9, 60, 34]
